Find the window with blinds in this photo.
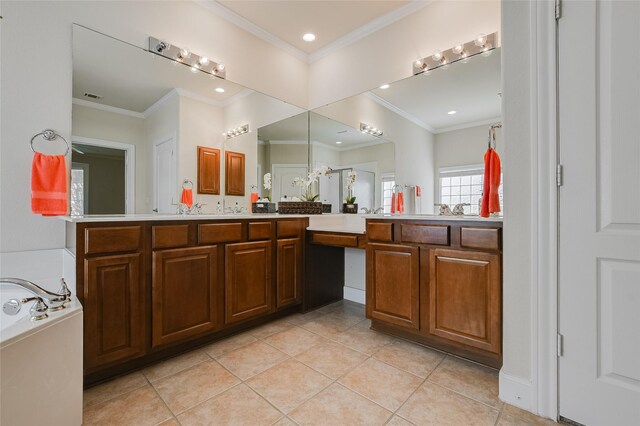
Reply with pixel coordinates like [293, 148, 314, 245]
[439, 165, 503, 216]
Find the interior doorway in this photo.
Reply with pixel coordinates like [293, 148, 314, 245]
[70, 137, 135, 215]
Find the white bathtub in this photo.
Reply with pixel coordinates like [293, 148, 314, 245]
[0, 250, 83, 426]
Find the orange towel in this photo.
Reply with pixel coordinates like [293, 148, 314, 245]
[181, 188, 193, 208]
[251, 192, 259, 203]
[480, 148, 501, 217]
[391, 193, 396, 214]
[31, 153, 67, 216]
[397, 191, 404, 214]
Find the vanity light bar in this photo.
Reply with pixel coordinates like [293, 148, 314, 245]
[223, 124, 249, 139]
[149, 37, 226, 79]
[412, 32, 498, 76]
[360, 122, 383, 137]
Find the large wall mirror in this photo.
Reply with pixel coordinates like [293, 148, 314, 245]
[72, 25, 306, 215]
[313, 47, 501, 216]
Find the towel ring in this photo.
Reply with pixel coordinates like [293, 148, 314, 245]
[30, 129, 70, 156]
[182, 179, 194, 190]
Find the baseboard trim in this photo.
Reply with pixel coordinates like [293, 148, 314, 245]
[343, 286, 366, 304]
[499, 369, 534, 412]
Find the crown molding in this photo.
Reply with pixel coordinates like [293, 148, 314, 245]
[194, 0, 308, 62]
[434, 117, 501, 134]
[364, 92, 434, 133]
[311, 139, 388, 152]
[263, 140, 308, 145]
[307, 0, 433, 63]
[72, 98, 145, 119]
[194, 0, 432, 65]
[142, 89, 179, 118]
[221, 88, 255, 107]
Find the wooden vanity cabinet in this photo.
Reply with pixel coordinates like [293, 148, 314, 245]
[224, 240, 273, 324]
[366, 243, 420, 330]
[365, 219, 503, 368]
[225, 151, 245, 196]
[277, 238, 303, 308]
[151, 246, 220, 348]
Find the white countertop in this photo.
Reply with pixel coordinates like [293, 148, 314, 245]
[59, 213, 308, 223]
[362, 214, 503, 223]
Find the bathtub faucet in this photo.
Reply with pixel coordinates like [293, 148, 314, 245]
[0, 277, 71, 311]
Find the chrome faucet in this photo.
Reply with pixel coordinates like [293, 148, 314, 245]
[3, 296, 49, 321]
[0, 277, 71, 311]
[361, 207, 385, 215]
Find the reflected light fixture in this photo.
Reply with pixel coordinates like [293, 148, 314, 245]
[223, 124, 249, 139]
[412, 31, 498, 75]
[448, 110, 457, 115]
[379, 84, 390, 89]
[215, 87, 225, 93]
[360, 122, 383, 137]
[335, 141, 343, 145]
[303, 33, 316, 42]
[149, 36, 226, 79]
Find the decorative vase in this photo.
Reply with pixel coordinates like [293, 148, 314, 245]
[343, 203, 358, 214]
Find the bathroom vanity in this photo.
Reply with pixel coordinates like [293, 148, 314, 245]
[65, 214, 502, 384]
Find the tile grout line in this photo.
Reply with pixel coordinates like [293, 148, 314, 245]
[145, 374, 181, 425]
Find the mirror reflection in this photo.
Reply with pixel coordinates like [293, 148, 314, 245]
[313, 48, 502, 216]
[71, 25, 305, 215]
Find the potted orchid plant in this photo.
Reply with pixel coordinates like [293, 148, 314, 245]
[251, 172, 276, 213]
[343, 170, 358, 214]
[279, 166, 331, 214]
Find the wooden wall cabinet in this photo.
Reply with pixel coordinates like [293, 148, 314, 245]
[366, 243, 420, 330]
[152, 246, 219, 347]
[197, 146, 220, 195]
[225, 151, 245, 196]
[428, 248, 501, 353]
[84, 253, 145, 370]
[225, 240, 273, 324]
[277, 238, 303, 307]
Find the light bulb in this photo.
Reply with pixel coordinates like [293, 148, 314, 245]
[218, 64, 225, 71]
[432, 50, 442, 61]
[474, 33, 487, 47]
[215, 87, 225, 93]
[303, 33, 316, 42]
[415, 59, 423, 67]
[199, 56, 209, 66]
[335, 141, 343, 145]
[379, 84, 390, 89]
[179, 48, 191, 59]
[453, 43, 464, 55]
[190, 66, 198, 73]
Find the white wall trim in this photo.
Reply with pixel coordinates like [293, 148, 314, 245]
[72, 98, 144, 119]
[343, 286, 366, 304]
[438, 163, 484, 174]
[499, 370, 535, 411]
[531, 0, 559, 421]
[143, 89, 179, 118]
[308, 1, 434, 64]
[71, 136, 136, 214]
[434, 117, 502, 134]
[193, 0, 308, 62]
[364, 92, 434, 133]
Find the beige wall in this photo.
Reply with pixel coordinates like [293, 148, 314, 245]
[72, 154, 126, 214]
[434, 124, 503, 197]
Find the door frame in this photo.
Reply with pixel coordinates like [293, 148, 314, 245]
[72, 135, 135, 214]
[152, 133, 177, 213]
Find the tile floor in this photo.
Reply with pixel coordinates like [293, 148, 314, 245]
[83, 300, 555, 425]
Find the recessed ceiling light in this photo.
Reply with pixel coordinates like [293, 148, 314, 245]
[448, 110, 457, 115]
[335, 141, 343, 145]
[379, 84, 390, 89]
[215, 87, 225, 93]
[303, 33, 316, 42]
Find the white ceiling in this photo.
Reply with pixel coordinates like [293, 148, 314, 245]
[257, 112, 389, 151]
[216, 0, 409, 54]
[369, 50, 502, 132]
[73, 26, 248, 113]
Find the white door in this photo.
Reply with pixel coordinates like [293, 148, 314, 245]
[154, 137, 176, 214]
[272, 164, 307, 202]
[558, 1, 640, 425]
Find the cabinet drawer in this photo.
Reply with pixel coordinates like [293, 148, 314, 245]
[311, 232, 359, 248]
[460, 227, 501, 251]
[85, 226, 142, 255]
[277, 220, 302, 238]
[400, 224, 449, 245]
[198, 223, 243, 244]
[248, 222, 272, 241]
[367, 222, 393, 242]
[152, 225, 189, 249]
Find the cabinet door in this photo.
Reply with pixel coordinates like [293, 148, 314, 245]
[197, 146, 220, 195]
[152, 246, 218, 347]
[428, 248, 501, 353]
[225, 240, 272, 324]
[84, 253, 145, 370]
[277, 238, 302, 308]
[224, 151, 245, 196]
[366, 243, 420, 330]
